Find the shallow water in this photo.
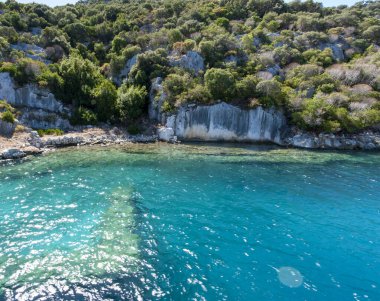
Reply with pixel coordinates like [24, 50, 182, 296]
[0, 143, 379, 300]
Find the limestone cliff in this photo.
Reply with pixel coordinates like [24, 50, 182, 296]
[173, 102, 287, 144]
[0, 72, 72, 130]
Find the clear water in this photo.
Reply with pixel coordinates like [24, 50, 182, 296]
[0, 143, 379, 301]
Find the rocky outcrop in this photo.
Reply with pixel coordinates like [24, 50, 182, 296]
[149, 77, 166, 123]
[289, 131, 380, 150]
[0, 72, 16, 103]
[1, 148, 26, 159]
[13, 85, 64, 113]
[168, 51, 204, 75]
[150, 95, 380, 149]
[0, 72, 72, 130]
[10, 43, 50, 64]
[0, 119, 16, 137]
[157, 102, 288, 144]
[0, 146, 42, 160]
[19, 110, 72, 130]
[113, 54, 138, 86]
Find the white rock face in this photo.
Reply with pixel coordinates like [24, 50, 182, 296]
[0, 73, 16, 103]
[14, 85, 64, 113]
[0, 72, 64, 113]
[158, 127, 175, 142]
[0, 72, 72, 130]
[113, 54, 138, 86]
[149, 77, 167, 122]
[20, 110, 72, 130]
[160, 102, 287, 144]
[168, 51, 204, 75]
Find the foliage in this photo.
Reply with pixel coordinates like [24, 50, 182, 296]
[70, 107, 98, 125]
[1, 110, 15, 124]
[205, 68, 236, 101]
[117, 84, 148, 122]
[37, 128, 64, 136]
[91, 80, 118, 122]
[0, 0, 379, 133]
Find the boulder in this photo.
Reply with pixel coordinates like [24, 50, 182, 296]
[158, 127, 175, 142]
[0, 119, 16, 137]
[168, 51, 204, 75]
[1, 148, 26, 159]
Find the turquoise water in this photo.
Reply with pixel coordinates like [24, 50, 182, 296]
[0, 143, 379, 300]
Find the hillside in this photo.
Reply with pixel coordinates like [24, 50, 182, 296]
[0, 0, 379, 135]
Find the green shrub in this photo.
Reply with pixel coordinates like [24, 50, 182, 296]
[37, 128, 64, 137]
[177, 84, 212, 105]
[117, 84, 148, 121]
[1, 110, 15, 124]
[205, 68, 236, 101]
[127, 123, 141, 135]
[70, 107, 98, 125]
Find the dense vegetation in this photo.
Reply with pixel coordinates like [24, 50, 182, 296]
[0, 0, 379, 132]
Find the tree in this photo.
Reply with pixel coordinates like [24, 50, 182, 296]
[204, 68, 236, 101]
[215, 17, 230, 29]
[117, 84, 148, 122]
[58, 55, 102, 106]
[91, 80, 118, 122]
[363, 25, 380, 44]
[247, 0, 286, 17]
[256, 79, 284, 107]
[236, 75, 259, 100]
[40, 27, 70, 53]
[128, 49, 169, 87]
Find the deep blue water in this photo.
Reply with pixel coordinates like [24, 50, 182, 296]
[0, 143, 379, 301]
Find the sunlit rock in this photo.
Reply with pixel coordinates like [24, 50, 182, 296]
[168, 51, 204, 75]
[161, 102, 287, 144]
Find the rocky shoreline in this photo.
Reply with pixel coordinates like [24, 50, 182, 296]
[1, 126, 379, 162]
[0, 127, 158, 161]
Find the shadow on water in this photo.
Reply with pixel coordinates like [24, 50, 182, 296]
[0, 186, 157, 301]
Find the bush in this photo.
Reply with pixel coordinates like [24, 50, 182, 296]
[256, 79, 285, 107]
[128, 49, 169, 87]
[127, 124, 141, 135]
[58, 55, 102, 107]
[37, 128, 64, 137]
[1, 110, 15, 124]
[70, 107, 98, 125]
[176, 84, 211, 105]
[117, 84, 148, 121]
[204, 68, 236, 101]
[215, 17, 229, 29]
[235, 75, 259, 100]
[91, 80, 118, 122]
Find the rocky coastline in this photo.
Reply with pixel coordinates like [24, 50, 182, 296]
[0, 127, 158, 161]
[1, 71, 379, 162]
[1, 124, 379, 162]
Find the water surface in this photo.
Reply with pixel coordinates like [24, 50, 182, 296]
[0, 143, 379, 300]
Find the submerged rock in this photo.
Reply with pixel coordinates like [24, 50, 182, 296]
[289, 131, 380, 150]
